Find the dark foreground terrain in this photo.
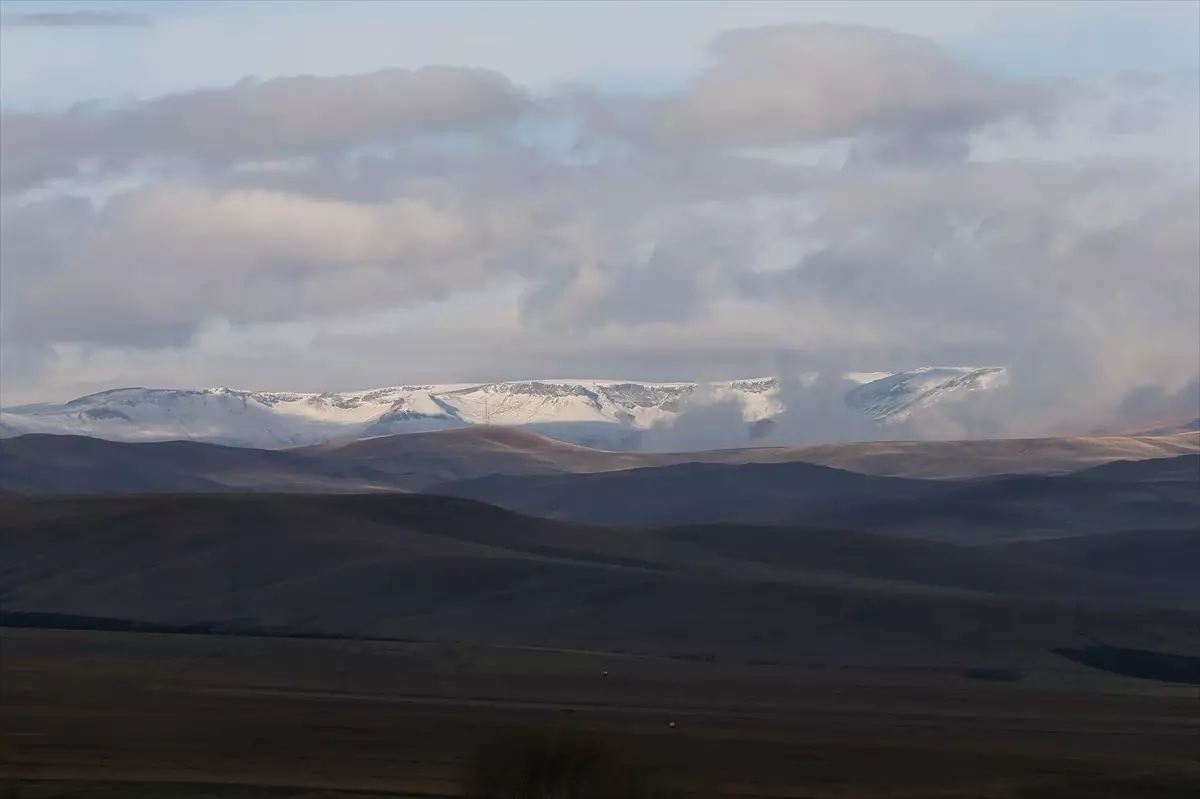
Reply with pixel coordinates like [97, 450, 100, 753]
[3, 443, 1198, 797]
[2, 628, 1199, 798]
[5, 492, 1200, 665]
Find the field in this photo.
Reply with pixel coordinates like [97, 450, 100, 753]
[3, 628, 1198, 798]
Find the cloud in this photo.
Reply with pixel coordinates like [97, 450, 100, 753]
[1110, 378, 1200, 431]
[0, 22, 1196, 440]
[0, 10, 152, 28]
[0, 66, 530, 193]
[637, 371, 890, 451]
[0, 182, 536, 346]
[646, 24, 1061, 151]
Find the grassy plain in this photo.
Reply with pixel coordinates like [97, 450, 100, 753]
[3, 628, 1198, 798]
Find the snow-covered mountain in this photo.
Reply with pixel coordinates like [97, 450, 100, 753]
[845, 366, 1009, 422]
[0, 368, 1006, 450]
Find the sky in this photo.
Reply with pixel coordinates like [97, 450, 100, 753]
[0, 0, 1198, 437]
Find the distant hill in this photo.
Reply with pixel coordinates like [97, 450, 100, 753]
[3, 427, 1196, 495]
[805, 467, 1199, 543]
[4, 492, 1198, 666]
[716, 432, 1200, 479]
[1071, 453, 1200, 483]
[433, 454, 1200, 542]
[434, 460, 947, 527]
[295, 426, 648, 484]
[0, 434, 403, 495]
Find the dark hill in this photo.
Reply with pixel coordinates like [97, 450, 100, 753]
[0, 434, 400, 495]
[1071, 453, 1200, 483]
[806, 468, 1199, 543]
[3, 492, 1198, 666]
[431, 456, 1200, 543]
[4, 428, 1196, 495]
[432, 460, 947, 526]
[1001, 528, 1200, 599]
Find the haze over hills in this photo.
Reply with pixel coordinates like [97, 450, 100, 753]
[0, 367, 1006, 450]
[4, 492, 1198, 666]
[2, 426, 1196, 495]
[1121, 418, 1200, 437]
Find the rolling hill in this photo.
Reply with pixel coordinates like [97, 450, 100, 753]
[3, 427, 1196, 495]
[0, 434, 404, 495]
[3, 492, 1198, 666]
[432, 453, 1200, 542]
[1071, 452, 1200, 482]
[1000, 528, 1200, 599]
[432, 460, 947, 527]
[714, 432, 1200, 479]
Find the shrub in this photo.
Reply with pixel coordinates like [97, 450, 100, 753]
[461, 726, 675, 799]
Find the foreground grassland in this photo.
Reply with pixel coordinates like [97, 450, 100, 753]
[2, 629, 1198, 798]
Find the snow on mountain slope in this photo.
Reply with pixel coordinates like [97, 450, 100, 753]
[0, 386, 468, 448]
[0, 370, 1004, 450]
[845, 367, 1009, 422]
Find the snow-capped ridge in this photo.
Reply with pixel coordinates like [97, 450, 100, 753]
[846, 366, 1008, 422]
[1, 368, 1007, 449]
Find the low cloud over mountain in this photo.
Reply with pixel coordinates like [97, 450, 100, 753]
[2, 12, 1196, 437]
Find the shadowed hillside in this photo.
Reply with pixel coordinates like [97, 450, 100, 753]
[3, 427, 1196, 495]
[804, 468, 1200, 543]
[1071, 453, 1200, 482]
[3, 492, 1199, 667]
[432, 460, 948, 526]
[1002, 529, 1200, 600]
[433, 455, 1200, 542]
[0, 434, 402, 494]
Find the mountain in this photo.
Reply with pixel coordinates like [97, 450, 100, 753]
[0, 368, 1005, 450]
[844, 366, 1007, 421]
[3, 426, 1196, 495]
[4, 492, 1198, 665]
